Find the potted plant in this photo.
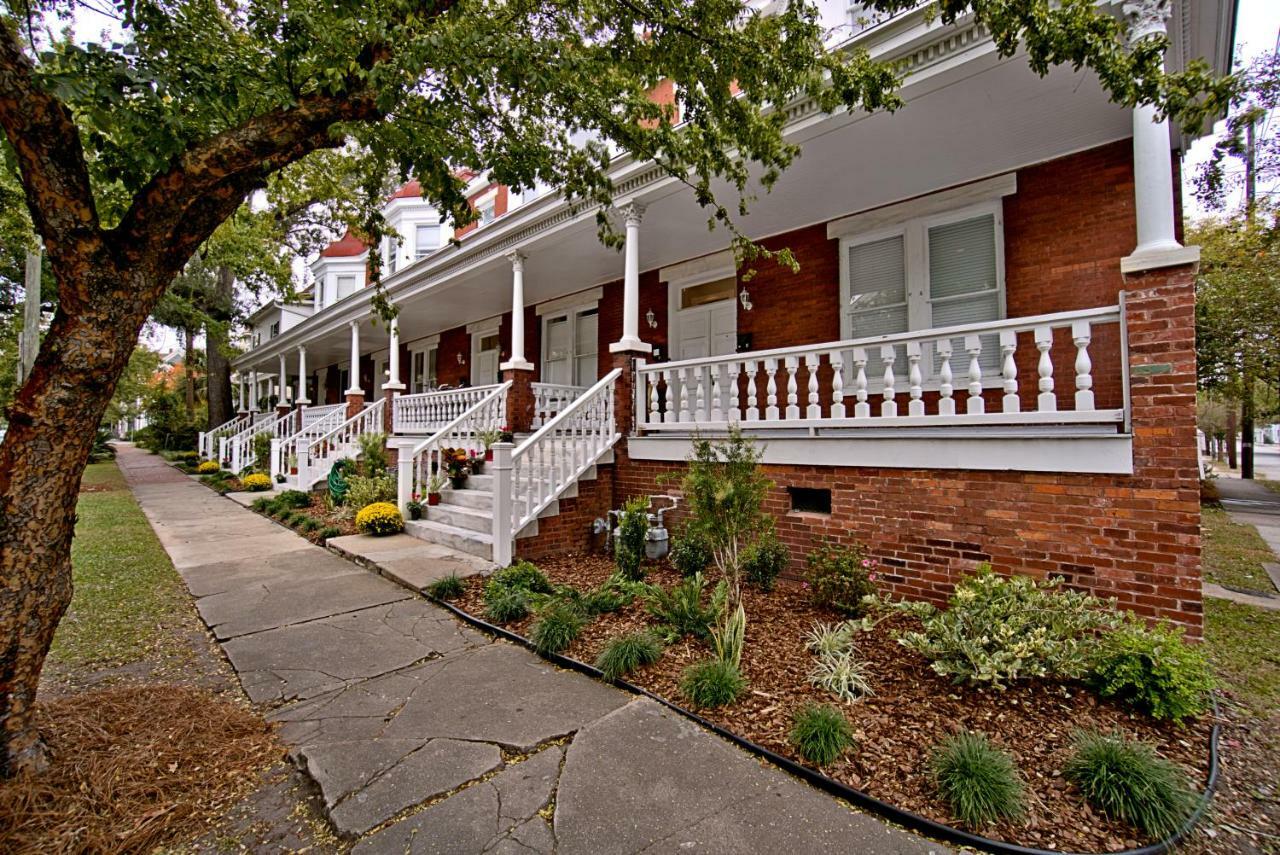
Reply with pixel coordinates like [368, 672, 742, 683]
[469, 449, 484, 474]
[427, 473, 446, 505]
[407, 493, 424, 520]
[499, 425, 515, 444]
[275, 474, 286, 484]
[288, 454, 298, 475]
[443, 447, 469, 489]
[478, 428, 502, 461]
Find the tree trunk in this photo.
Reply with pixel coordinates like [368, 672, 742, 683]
[1242, 371, 1255, 480]
[0, 267, 158, 776]
[205, 266, 235, 429]
[182, 326, 197, 416]
[1227, 407, 1239, 470]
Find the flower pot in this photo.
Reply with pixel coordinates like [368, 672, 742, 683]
[484, 449, 494, 462]
[449, 475, 468, 490]
[428, 493, 441, 506]
[290, 466, 298, 475]
[470, 460, 485, 475]
[408, 506, 423, 520]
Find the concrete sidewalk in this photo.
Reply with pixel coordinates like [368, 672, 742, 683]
[1208, 477, 1280, 608]
[115, 445, 942, 854]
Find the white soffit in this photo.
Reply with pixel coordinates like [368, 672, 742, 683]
[827, 173, 1017, 239]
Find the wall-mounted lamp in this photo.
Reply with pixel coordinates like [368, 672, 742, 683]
[457, 352, 466, 365]
[645, 308, 658, 329]
[739, 288, 753, 312]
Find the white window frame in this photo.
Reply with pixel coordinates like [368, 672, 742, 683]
[468, 320, 502, 386]
[414, 222, 441, 259]
[662, 250, 738, 360]
[407, 336, 440, 393]
[539, 302, 599, 387]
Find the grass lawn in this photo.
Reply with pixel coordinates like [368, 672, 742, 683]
[1200, 505, 1279, 593]
[1205, 598, 1280, 718]
[50, 459, 193, 670]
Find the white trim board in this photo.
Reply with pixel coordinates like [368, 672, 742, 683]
[628, 433, 1133, 475]
[827, 173, 1017, 239]
[537, 287, 603, 316]
[659, 249, 735, 285]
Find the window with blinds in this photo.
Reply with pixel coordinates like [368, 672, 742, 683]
[415, 223, 440, 258]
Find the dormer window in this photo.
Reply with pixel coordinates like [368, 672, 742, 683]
[478, 200, 496, 225]
[269, 321, 280, 339]
[415, 223, 441, 258]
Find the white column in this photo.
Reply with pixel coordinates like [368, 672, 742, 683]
[384, 317, 405, 392]
[501, 252, 533, 370]
[346, 321, 363, 395]
[249, 370, 258, 410]
[609, 202, 652, 354]
[296, 345, 310, 404]
[238, 376, 248, 413]
[1123, 0, 1193, 267]
[277, 353, 289, 405]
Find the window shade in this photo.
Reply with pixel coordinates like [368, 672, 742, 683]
[928, 214, 1000, 372]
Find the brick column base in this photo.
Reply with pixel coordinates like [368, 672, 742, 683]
[276, 404, 292, 420]
[345, 393, 365, 420]
[503, 368, 536, 435]
[382, 386, 403, 434]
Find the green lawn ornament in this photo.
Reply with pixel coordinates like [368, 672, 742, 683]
[329, 458, 351, 504]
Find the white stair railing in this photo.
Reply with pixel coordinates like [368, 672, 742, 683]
[531, 382, 587, 428]
[271, 404, 349, 480]
[295, 399, 385, 488]
[393, 385, 503, 433]
[396, 382, 510, 514]
[493, 369, 620, 565]
[199, 413, 250, 459]
[224, 410, 297, 474]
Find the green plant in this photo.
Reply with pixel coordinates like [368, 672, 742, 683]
[644, 572, 727, 642]
[279, 511, 299, 526]
[595, 632, 664, 681]
[357, 432, 389, 475]
[668, 525, 711, 577]
[790, 704, 856, 766]
[931, 733, 1025, 829]
[249, 497, 273, 512]
[484, 586, 530, 623]
[711, 602, 747, 669]
[299, 517, 321, 533]
[252, 431, 272, 473]
[804, 621, 857, 657]
[896, 567, 1124, 688]
[805, 540, 878, 618]
[679, 658, 746, 708]
[743, 527, 788, 591]
[276, 489, 313, 509]
[478, 427, 502, 449]
[242, 472, 273, 492]
[426, 574, 465, 600]
[196, 460, 220, 474]
[808, 650, 873, 701]
[319, 526, 342, 540]
[490, 561, 554, 594]
[345, 473, 397, 509]
[1064, 730, 1197, 839]
[1089, 619, 1214, 722]
[615, 496, 650, 581]
[529, 600, 587, 656]
[354, 502, 404, 536]
[581, 573, 645, 614]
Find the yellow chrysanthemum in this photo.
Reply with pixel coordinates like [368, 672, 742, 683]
[242, 473, 273, 492]
[355, 502, 404, 537]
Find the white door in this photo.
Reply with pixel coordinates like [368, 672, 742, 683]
[543, 315, 573, 385]
[472, 332, 500, 386]
[574, 310, 598, 384]
[676, 301, 736, 360]
[541, 308, 599, 386]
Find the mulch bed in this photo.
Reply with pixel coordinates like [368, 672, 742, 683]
[455, 553, 1216, 854]
[253, 493, 359, 544]
[0, 685, 280, 855]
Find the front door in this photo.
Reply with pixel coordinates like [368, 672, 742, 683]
[542, 308, 599, 386]
[471, 331, 500, 386]
[675, 295, 736, 360]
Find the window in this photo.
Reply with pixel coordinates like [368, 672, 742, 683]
[788, 487, 832, 515]
[411, 346, 438, 393]
[542, 307, 599, 386]
[839, 202, 1004, 379]
[679, 277, 736, 309]
[415, 223, 440, 259]
[269, 321, 280, 339]
[478, 200, 497, 225]
[336, 274, 358, 301]
[252, 332, 261, 348]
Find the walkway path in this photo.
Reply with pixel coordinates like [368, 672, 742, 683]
[1209, 477, 1280, 610]
[115, 445, 941, 854]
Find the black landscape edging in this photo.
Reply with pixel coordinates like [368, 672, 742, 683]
[430, 598, 1220, 855]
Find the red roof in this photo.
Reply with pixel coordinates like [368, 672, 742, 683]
[319, 229, 370, 258]
[389, 180, 422, 200]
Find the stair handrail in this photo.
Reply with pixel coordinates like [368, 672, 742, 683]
[271, 404, 351, 479]
[200, 413, 250, 459]
[396, 381, 511, 514]
[224, 408, 297, 474]
[294, 399, 384, 488]
[493, 369, 620, 564]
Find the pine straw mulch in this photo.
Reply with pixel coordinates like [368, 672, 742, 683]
[455, 554, 1216, 854]
[252, 493, 359, 545]
[0, 684, 281, 855]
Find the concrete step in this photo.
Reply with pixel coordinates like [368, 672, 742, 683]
[426, 502, 492, 534]
[403, 519, 493, 560]
[444, 488, 492, 510]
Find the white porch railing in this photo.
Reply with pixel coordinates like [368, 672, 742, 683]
[224, 410, 298, 474]
[199, 413, 250, 460]
[295, 398, 385, 488]
[393, 385, 503, 434]
[396, 382, 510, 512]
[492, 369, 620, 565]
[636, 306, 1125, 433]
[531, 382, 587, 429]
[272, 404, 349, 480]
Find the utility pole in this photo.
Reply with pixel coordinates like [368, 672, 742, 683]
[1241, 114, 1258, 479]
[17, 248, 41, 385]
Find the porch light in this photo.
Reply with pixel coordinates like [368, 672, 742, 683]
[645, 308, 657, 329]
[738, 287, 753, 311]
[457, 352, 466, 365]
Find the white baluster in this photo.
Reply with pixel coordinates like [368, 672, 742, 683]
[805, 353, 820, 419]
[880, 345, 897, 418]
[727, 363, 741, 423]
[784, 356, 800, 420]
[1034, 325, 1056, 412]
[765, 359, 780, 421]
[906, 341, 924, 417]
[710, 364, 723, 422]
[647, 373, 660, 427]
[830, 350, 846, 420]
[937, 340, 955, 416]
[1072, 320, 1095, 411]
[852, 348, 870, 418]
[744, 363, 760, 421]
[659, 370, 672, 423]
[678, 367, 691, 423]
[694, 367, 707, 423]
[999, 329, 1020, 413]
[965, 334, 985, 415]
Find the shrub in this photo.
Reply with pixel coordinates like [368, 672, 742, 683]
[804, 621, 858, 658]
[196, 460, 220, 474]
[279, 511, 299, 526]
[644, 572, 727, 642]
[252, 431, 272, 473]
[1064, 730, 1196, 839]
[357, 432, 389, 475]
[931, 733, 1025, 829]
[484, 586, 530, 623]
[345, 473, 397, 509]
[426, 574, 465, 600]
[490, 561, 554, 594]
[354, 502, 404, 536]
[743, 528, 789, 591]
[805, 540, 878, 617]
[679, 658, 746, 708]
[668, 526, 711, 577]
[581, 573, 644, 614]
[790, 704, 856, 766]
[809, 650, 873, 702]
[276, 489, 313, 510]
[299, 517, 321, 533]
[319, 526, 342, 540]
[896, 567, 1124, 688]
[711, 602, 746, 669]
[250, 497, 273, 512]
[270, 503, 290, 519]
[529, 601, 587, 656]
[241, 473, 273, 492]
[615, 496, 650, 581]
[595, 632, 664, 681]
[1089, 619, 1214, 723]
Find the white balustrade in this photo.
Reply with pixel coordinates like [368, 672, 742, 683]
[273, 404, 349, 480]
[224, 409, 298, 474]
[396, 383, 510, 514]
[531, 382, 587, 429]
[393, 385, 502, 434]
[635, 306, 1124, 432]
[199, 413, 250, 460]
[295, 398, 386, 489]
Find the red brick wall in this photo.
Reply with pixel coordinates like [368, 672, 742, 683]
[516, 464, 615, 561]
[436, 325, 470, 386]
[499, 305, 541, 374]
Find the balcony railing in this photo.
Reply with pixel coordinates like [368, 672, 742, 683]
[393, 385, 503, 434]
[531, 382, 587, 429]
[636, 306, 1126, 433]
